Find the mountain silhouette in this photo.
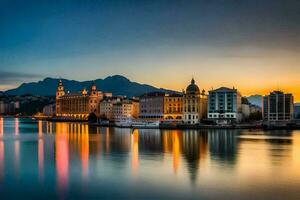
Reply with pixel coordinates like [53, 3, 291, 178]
[5, 75, 177, 97]
[247, 95, 263, 108]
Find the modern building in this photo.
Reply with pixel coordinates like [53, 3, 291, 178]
[294, 103, 300, 119]
[182, 79, 207, 124]
[56, 80, 111, 119]
[263, 91, 294, 121]
[208, 87, 242, 124]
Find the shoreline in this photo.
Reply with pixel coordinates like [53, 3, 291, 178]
[2, 116, 299, 131]
[35, 116, 300, 131]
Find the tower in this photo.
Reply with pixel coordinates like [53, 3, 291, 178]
[56, 80, 65, 116]
[88, 82, 101, 116]
[56, 80, 65, 99]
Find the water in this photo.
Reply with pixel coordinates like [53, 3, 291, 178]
[0, 117, 300, 199]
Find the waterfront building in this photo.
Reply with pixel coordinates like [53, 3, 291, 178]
[0, 101, 18, 115]
[294, 103, 300, 119]
[56, 80, 111, 119]
[182, 79, 207, 124]
[163, 94, 183, 121]
[112, 98, 139, 122]
[0, 101, 5, 114]
[43, 103, 56, 116]
[263, 91, 294, 121]
[139, 92, 165, 120]
[208, 87, 242, 124]
[99, 97, 113, 120]
[139, 92, 183, 121]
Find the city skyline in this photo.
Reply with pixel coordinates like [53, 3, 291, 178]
[1, 0, 300, 99]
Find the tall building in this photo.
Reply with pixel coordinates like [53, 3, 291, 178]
[183, 79, 207, 124]
[208, 87, 242, 124]
[56, 80, 111, 119]
[263, 91, 294, 121]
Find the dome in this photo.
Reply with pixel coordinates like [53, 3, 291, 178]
[186, 78, 200, 94]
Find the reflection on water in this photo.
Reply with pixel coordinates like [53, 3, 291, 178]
[0, 117, 300, 199]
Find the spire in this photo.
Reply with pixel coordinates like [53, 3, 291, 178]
[57, 79, 64, 91]
[91, 81, 97, 91]
[191, 78, 195, 85]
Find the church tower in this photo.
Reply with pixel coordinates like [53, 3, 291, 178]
[56, 80, 65, 116]
[56, 80, 65, 99]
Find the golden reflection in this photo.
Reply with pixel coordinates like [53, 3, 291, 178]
[38, 120, 44, 181]
[38, 137, 44, 181]
[38, 120, 43, 137]
[172, 131, 180, 174]
[291, 132, 300, 177]
[131, 129, 139, 175]
[81, 124, 89, 179]
[55, 123, 69, 193]
[105, 127, 110, 154]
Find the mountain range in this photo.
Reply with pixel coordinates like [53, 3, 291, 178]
[246, 95, 263, 108]
[4, 75, 177, 97]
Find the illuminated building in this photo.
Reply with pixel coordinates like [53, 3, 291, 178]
[208, 87, 242, 124]
[56, 80, 112, 119]
[183, 79, 207, 124]
[263, 91, 294, 121]
[164, 94, 183, 121]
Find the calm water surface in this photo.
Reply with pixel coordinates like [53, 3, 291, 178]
[0, 117, 300, 199]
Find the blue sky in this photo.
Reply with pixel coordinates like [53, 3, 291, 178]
[0, 0, 299, 98]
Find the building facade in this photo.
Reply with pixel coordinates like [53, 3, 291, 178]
[139, 92, 184, 121]
[208, 87, 242, 124]
[183, 79, 207, 124]
[139, 92, 165, 120]
[263, 91, 294, 121]
[99, 97, 113, 120]
[163, 94, 183, 121]
[56, 80, 111, 119]
[112, 98, 139, 122]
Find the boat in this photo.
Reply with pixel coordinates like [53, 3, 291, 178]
[132, 120, 160, 129]
[114, 119, 133, 128]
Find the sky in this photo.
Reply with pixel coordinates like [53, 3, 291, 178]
[0, 0, 300, 99]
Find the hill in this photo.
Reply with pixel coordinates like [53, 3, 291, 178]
[5, 75, 177, 97]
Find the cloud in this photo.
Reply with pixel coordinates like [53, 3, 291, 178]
[0, 71, 42, 84]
